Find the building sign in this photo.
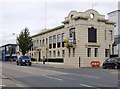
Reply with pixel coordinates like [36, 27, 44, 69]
[68, 37, 74, 46]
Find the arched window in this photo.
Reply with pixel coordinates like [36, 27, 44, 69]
[88, 27, 97, 43]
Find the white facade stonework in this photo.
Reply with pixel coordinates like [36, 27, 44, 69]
[108, 9, 120, 56]
[29, 9, 115, 68]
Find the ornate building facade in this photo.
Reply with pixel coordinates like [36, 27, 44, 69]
[29, 9, 115, 67]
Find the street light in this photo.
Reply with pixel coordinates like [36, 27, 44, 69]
[12, 33, 18, 44]
[12, 33, 19, 53]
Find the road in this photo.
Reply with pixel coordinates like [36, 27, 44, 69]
[2, 62, 119, 89]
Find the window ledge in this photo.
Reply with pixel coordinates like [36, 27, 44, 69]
[85, 43, 100, 48]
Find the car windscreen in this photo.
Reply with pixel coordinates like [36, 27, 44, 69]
[21, 56, 30, 60]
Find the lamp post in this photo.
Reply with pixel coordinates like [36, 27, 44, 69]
[12, 33, 19, 53]
[12, 33, 18, 44]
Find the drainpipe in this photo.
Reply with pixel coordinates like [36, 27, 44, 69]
[79, 57, 80, 68]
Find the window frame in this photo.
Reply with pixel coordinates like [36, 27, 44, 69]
[87, 48, 91, 57]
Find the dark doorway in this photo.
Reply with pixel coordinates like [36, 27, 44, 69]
[39, 51, 41, 62]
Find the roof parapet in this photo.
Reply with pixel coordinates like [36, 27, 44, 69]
[31, 25, 64, 38]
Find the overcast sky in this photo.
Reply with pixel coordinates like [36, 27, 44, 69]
[0, 0, 119, 46]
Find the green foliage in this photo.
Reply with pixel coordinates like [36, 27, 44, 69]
[31, 57, 37, 61]
[45, 58, 63, 63]
[17, 27, 33, 55]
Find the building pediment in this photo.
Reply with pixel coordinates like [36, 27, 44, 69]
[62, 9, 114, 24]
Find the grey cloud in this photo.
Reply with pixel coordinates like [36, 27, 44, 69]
[0, 1, 118, 46]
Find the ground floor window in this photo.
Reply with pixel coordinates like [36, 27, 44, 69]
[30, 53, 31, 57]
[58, 51, 60, 57]
[73, 48, 75, 57]
[95, 48, 98, 57]
[105, 49, 109, 57]
[62, 50, 65, 57]
[68, 49, 71, 57]
[53, 50, 56, 57]
[87, 48, 91, 57]
[49, 51, 52, 57]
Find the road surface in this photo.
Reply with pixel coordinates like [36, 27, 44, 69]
[2, 62, 119, 89]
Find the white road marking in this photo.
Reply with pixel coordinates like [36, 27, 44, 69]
[42, 75, 63, 81]
[81, 74, 100, 78]
[43, 69, 68, 74]
[4, 64, 68, 76]
[70, 73, 100, 79]
[80, 84, 93, 87]
[16, 83, 24, 87]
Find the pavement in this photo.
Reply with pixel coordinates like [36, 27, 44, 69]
[32, 62, 72, 68]
[2, 76, 17, 87]
[31, 61, 102, 69]
[2, 76, 31, 88]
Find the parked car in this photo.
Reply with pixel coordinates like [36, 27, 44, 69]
[102, 57, 120, 69]
[16, 56, 32, 66]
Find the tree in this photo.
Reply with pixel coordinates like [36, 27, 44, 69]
[17, 27, 33, 55]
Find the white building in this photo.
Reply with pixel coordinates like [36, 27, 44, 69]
[30, 9, 115, 68]
[108, 2, 120, 57]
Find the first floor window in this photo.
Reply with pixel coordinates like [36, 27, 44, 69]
[88, 27, 97, 43]
[57, 42, 61, 48]
[40, 40, 41, 46]
[49, 44, 52, 49]
[105, 30, 106, 40]
[46, 38, 48, 45]
[62, 33, 65, 47]
[42, 39, 44, 46]
[53, 35, 56, 48]
[109, 30, 113, 41]
[87, 48, 91, 57]
[57, 34, 61, 48]
[49, 36, 52, 49]
[53, 43, 56, 48]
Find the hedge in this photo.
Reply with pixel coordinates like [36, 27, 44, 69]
[31, 57, 37, 61]
[30, 57, 64, 63]
[45, 58, 63, 63]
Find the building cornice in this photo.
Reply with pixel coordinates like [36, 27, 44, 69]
[31, 25, 65, 38]
[97, 18, 115, 25]
[107, 10, 120, 15]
